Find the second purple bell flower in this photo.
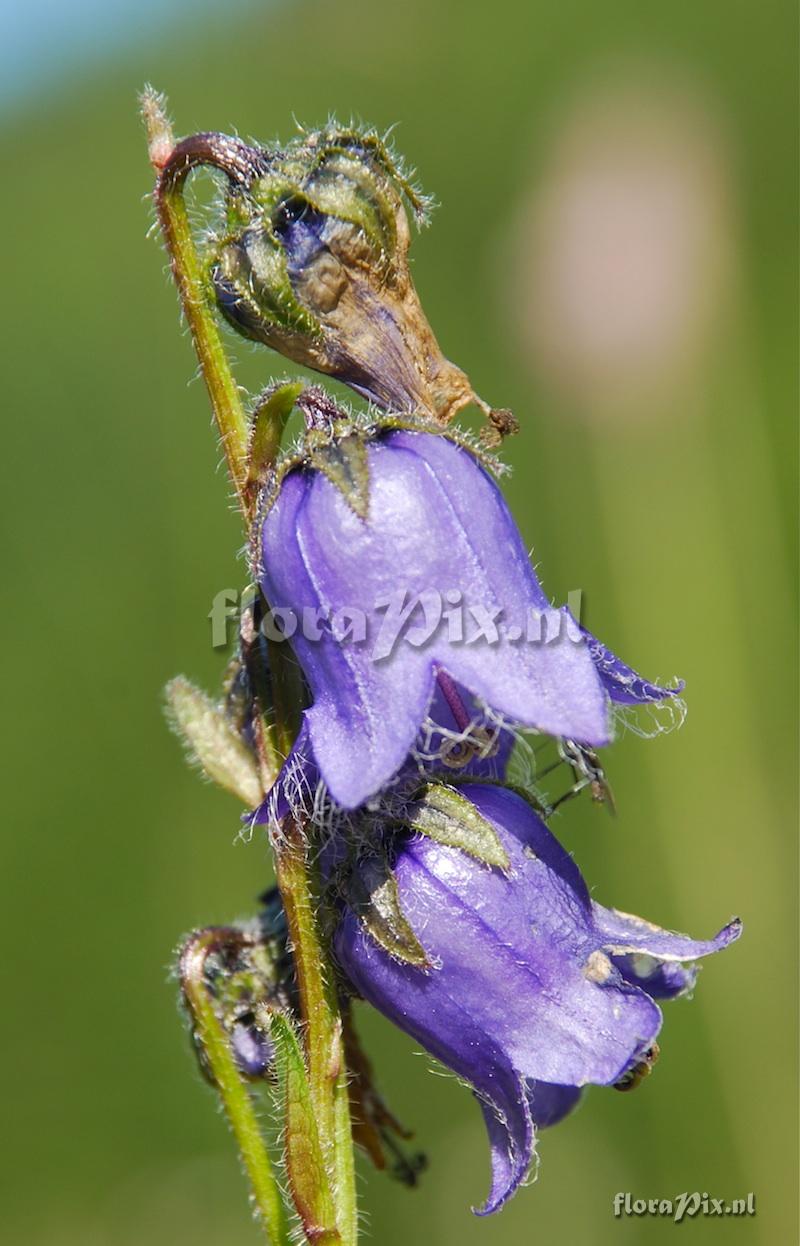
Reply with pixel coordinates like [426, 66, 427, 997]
[333, 782, 741, 1214]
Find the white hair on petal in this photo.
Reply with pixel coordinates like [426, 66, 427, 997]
[611, 691, 687, 740]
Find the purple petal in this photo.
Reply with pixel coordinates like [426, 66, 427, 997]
[473, 1079, 582, 1215]
[526, 1080, 583, 1128]
[466, 782, 593, 909]
[577, 622, 684, 705]
[253, 718, 319, 826]
[475, 1084, 534, 1216]
[593, 905, 742, 961]
[388, 435, 610, 747]
[261, 461, 434, 809]
[398, 797, 663, 1088]
[333, 781, 739, 1214]
[611, 953, 699, 1000]
[231, 1020, 274, 1078]
[261, 433, 612, 808]
[336, 785, 663, 1091]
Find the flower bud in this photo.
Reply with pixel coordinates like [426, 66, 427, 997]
[198, 126, 505, 430]
[230, 1016, 275, 1079]
[179, 897, 293, 1086]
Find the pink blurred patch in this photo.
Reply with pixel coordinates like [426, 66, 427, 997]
[506, 76, 735, 420]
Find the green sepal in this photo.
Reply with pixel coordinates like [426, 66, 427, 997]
[165, 677, 262, 807]
[307, 430, 370, 519]
[402, 782, 510, 871]
[309, 126, 430, 223]
[259, 406, 506, 522]
[342, 855, 429, 968]
[264, 1010, 341, 1244]
[443, 773, 551, 820]
[210, 178, 324, 339]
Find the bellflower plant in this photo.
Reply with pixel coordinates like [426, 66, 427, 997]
[142, 88, 740, 1246]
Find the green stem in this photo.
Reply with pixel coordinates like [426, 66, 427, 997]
[142, 87, 358, 1244]
[180, 931, 290, 1246]
[142, 89, 249, 512]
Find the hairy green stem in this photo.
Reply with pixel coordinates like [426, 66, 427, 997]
[180, 931, 290, 1246]
[142, 86, 358, 1244]
[142, 88, 250, 511]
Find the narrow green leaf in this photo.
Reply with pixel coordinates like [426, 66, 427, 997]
[332, 1062, 359, 1246]
[404, 783, 510, 871]
[266, 1011, 341, 1244]
[165, 676, 263, 807]
[248, 382, 304, 491]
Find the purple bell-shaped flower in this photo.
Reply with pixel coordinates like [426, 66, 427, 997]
[258, 421, 681, 810]
[333, 782, 740, 1213]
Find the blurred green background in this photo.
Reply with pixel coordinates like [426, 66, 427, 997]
[2, 0, 797, 1242]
